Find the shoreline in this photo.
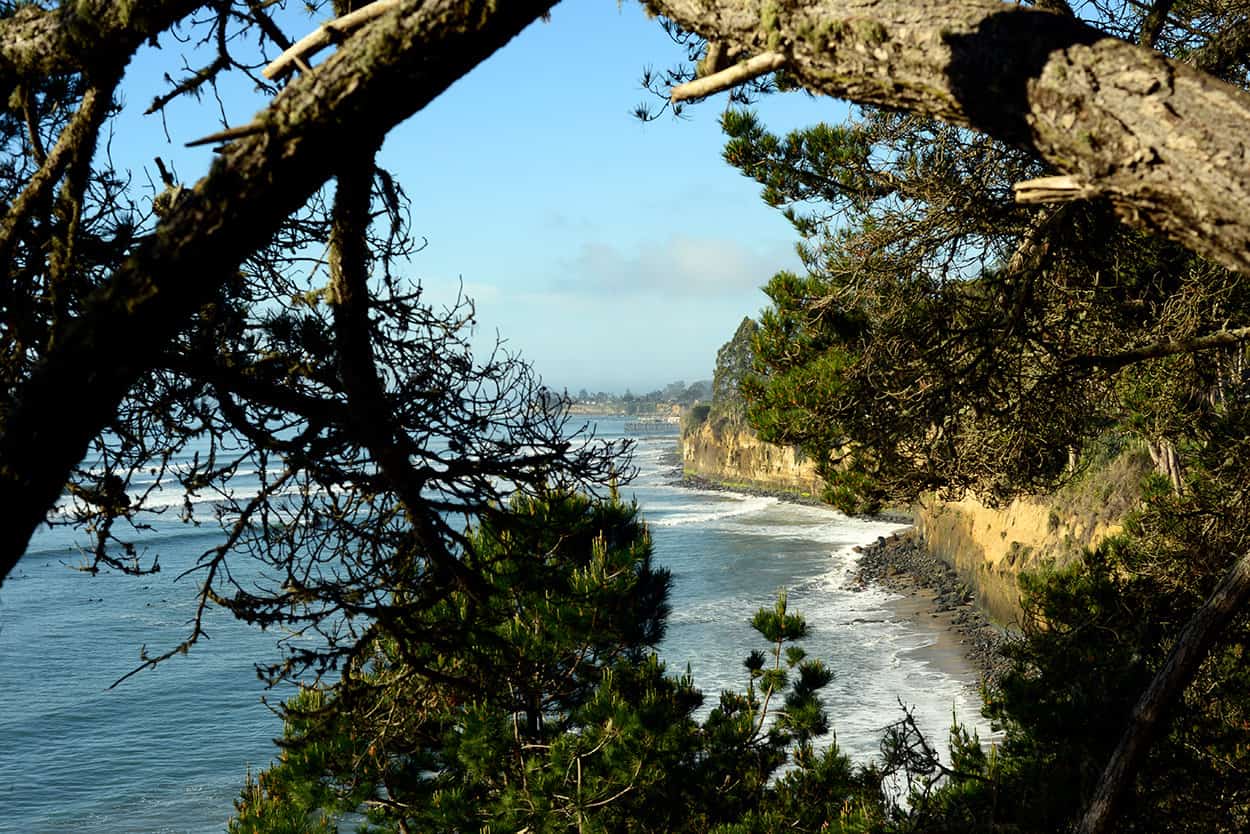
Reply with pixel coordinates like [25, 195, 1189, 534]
[674, 472, 914, 526]
[675, 472, 823, 506]
[659, 441, 1010, 692]
[667, 472, 1011, 689]
[851, 530, 1013, 689]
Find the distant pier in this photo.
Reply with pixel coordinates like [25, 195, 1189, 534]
[624, 418, 681, 434]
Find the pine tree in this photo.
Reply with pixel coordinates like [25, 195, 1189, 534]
[697, 4, 1250, 831]
[229, 502, 884, 834]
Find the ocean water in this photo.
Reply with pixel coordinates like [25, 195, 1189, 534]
[0, 418, 988, 832]
[623, 425, 989, 765]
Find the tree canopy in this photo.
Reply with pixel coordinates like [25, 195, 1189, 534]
[4, 0, 1250, 587]
[650, 0, 1250, 274]
[228, 494, 900, 834]
[0, 0, 637, 686]
[0, 0, 563, 588]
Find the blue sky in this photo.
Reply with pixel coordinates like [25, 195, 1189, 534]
[116, 2, 848, 393]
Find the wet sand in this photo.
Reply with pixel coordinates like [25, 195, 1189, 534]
[852, 530, 1013, 690]
[889, 587, 984, 690]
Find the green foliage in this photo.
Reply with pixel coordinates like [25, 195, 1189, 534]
[902, 446, 1250, 832]
[683, 403, 711, 433]
[715, 9, 1250, 831]
[1045, 439, 1153, 542]
[230, 494, 897, 833]
[229, 690, 348, 834]
[709, 316, 759, 428]
[230, 489, 670, 832]
[726, 103, 1248, 511]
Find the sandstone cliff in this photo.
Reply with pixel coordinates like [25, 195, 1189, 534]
[685, 318, 1146, 624]
[681, 409, 1143, 624]
[915, 447, 1147, 624]
[917, 496, 1117, 625]
[681, 317, 826, 497]
[681, 418, 824, 497]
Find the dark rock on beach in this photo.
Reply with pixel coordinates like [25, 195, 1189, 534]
[667, 462, 1012, 689]
[851, 530, 1014, 689]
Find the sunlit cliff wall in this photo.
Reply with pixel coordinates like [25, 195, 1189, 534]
[680, 419, 824, 497]
[686, 318, 1144, 624]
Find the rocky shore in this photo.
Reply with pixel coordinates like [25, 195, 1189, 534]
[671, 466, 1012, 688]
[851, 530, 1014, 689]
[676, 473, 824, 506]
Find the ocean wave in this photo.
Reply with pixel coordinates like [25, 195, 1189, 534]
[648, 495, 778, 527]
[50, 482, 323, 523]
[667, 596, 755, 625]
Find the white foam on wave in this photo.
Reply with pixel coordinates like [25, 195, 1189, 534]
[795, 541, 990, 752]
[789, 565, 891, 608]
[667, 595, 755, 626]
[632, 444, 670, 460]
[650, 480, 992, 767]
[791, 576, 992, 763]
[683, 499, 908, 543]
[50, 482, 321, 525]
[648, 494, 778, 528]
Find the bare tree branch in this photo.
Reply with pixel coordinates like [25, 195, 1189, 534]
[0, 0, 557, 589]
[0, 77, 116, 267]
[670, 51, 785, 101]
[244, 0, 295, 52]
[264, 0, 401, 80]
[0, 1, 207, 99]
[327, 145, 484, 596]
[1068, 325, 1250, 370]
[1137, 0, 1176, 49]
[1190, 16, 1250, 77]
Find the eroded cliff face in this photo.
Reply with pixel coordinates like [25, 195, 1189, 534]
[681, 419, 824, 497]
[688, 315, 1142, 625]
[917, 496, 1123, 626]
[917, 450, 1147, 624]
[682, 412, 1140, 625]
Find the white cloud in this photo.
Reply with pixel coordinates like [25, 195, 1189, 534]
[405, 235, 803, 394]
[554, 234, 800, 297]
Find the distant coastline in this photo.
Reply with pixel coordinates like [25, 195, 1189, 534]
[567, 404, 626, 416]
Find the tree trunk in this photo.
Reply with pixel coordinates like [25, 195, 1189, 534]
[1077, 551, 1250, 834]
[0, 1, 206, 100]
[0, 0, 555, 588]
[1146, 438, 1184, 493]
[649, 0, 1250, 276]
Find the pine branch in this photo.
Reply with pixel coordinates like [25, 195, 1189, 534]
[1078, 551, 1250, 834]
[0, 77, 117, 268]
[651, 0, 1250, 275]
[1067, 325, 1250, 370]
[0, 0, 558, 589]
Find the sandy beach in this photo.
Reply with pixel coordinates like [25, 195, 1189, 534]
[889, 588, 984, 689]
[852, 529, 1013, 690]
